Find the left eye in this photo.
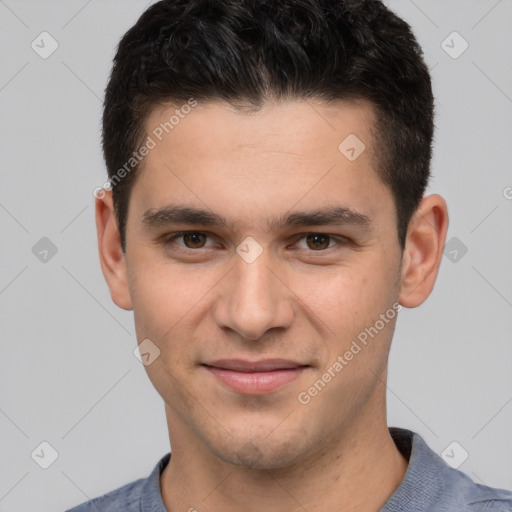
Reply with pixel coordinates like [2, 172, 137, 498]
[294, 233, 342, 251]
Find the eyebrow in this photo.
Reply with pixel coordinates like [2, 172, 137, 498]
[140, 203, 372, 232]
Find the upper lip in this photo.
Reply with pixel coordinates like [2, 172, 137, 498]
[203, 359, 308, 372]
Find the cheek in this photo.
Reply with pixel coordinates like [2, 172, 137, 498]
[128, 260, 211, 336]
[128, 260, 223, 382]
[297, 266, 380, 321]
[128, 263, 204, 399]
[292, 256, 399, 348]
[129, 267, 171, 338]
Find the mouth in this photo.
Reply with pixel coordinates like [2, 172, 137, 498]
[202, 359, 310, 394]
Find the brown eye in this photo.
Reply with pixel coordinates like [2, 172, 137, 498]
[182, 232, 207, 248]
[305, 234, 331, 250]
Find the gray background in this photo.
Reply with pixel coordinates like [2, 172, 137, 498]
[0, 1, 511, 511]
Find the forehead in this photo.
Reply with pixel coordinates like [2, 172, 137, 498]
[130, 98, 393, 233]
[144, 98, 377, 164]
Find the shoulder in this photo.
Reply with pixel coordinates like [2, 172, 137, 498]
[385, 428, 512, 512]
[65, 452, 171, 512]
[438, 464, 512, 512]
[65, 477, 145, 512]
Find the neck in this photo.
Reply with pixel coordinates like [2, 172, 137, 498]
[160, 399, 408, 511]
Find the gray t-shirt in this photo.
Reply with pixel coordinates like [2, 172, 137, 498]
[66, 427, 512, 511]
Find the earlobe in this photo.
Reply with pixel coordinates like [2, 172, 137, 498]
[95, 190, 133, 311]
[398, 194, 449, 308]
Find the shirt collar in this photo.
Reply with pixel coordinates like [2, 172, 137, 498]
[140, 452, 170, 511]
[380, 427, 445, 511]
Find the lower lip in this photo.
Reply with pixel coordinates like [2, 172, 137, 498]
[205, 366, 308, 394]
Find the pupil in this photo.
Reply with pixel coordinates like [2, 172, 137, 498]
[307, 234, 329, 250]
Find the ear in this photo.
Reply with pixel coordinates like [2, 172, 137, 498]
[399, 194, 449, 308]
[95, 189, 133, 310]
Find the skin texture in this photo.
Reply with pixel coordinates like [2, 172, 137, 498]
[96, 99, 448, 511]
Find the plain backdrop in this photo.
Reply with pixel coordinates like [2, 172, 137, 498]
[0, 1, 511, 511]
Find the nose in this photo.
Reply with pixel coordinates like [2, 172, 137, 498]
[212, 246, 294, 341]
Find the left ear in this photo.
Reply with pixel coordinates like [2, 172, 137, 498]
[399, 194, 449, 308]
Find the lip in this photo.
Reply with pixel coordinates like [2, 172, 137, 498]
[203, 359, 309, 394]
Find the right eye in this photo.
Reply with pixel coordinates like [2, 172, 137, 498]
[163, 231, 216, 250]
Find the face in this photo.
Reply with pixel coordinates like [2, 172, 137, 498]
[120, 99, 406, 469]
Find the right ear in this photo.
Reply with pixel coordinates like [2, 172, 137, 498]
[95, 189, 133, 310]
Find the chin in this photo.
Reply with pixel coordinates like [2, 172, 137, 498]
[208, 430, 310, 470]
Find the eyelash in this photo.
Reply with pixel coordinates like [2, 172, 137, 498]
[162, 231, 348, 253]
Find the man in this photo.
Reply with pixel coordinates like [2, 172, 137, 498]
[68, 0, 512, 510]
